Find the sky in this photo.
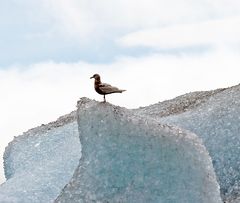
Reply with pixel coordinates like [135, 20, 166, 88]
[0, 0, 240, 184]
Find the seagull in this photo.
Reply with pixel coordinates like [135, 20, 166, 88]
[90, 74, 126, 102]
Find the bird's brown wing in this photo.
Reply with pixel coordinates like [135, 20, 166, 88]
[99, 83, 121, 94]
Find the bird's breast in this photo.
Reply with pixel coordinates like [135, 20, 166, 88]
[95, 86, 105, 95]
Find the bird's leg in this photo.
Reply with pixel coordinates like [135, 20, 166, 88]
[103, 95, 106, 102]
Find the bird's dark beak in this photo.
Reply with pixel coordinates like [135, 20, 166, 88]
[90, 76, 94, 79]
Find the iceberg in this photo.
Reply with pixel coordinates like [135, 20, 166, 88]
[55, 98, 221, 203]
[4, 84, 239, 202]
[137, 85, 240, 202]
[0, 112, 81, 203]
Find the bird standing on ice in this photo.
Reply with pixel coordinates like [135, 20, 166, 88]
[90, 74, 126, 102]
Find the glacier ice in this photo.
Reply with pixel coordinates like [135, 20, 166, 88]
[55, 98, 221, 203]
[2, 83, 239, 202]
[137, 85, 240, 202]
[0, 112, 81, 203]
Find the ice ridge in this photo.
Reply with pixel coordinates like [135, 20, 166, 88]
[137, 84, 240, 202]
[55, 98, 221, 203]
[0, 111, 81, 203]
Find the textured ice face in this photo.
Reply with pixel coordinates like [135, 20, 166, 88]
[55, 98, 221, 203]
[139, 85, 240, 202]
[0, 117, 81, 203]
[3, 86, 236, 203]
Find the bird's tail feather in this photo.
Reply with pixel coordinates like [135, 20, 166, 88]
[118, 89, 126, 93]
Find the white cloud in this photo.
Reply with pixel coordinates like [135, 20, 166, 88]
[1, 0, 240, 66]
[39, 0, 240, 42]
[118, 17, 240, 50]
[40, 0, 95, 40]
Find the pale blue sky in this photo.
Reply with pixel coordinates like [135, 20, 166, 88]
[0, 0, 155, 66]
[0, 0, 240, 183]
[2, 0, 239, 67]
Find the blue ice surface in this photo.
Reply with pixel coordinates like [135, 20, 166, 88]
[2, 83, 237, 202]
[0, 114, 81, 203]
[55, 98, 221, 203]
[138, 85, 240, 202]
